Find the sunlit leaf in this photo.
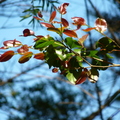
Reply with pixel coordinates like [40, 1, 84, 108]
[34, 40, 54, 49]
[82, 27, 96, 32]
[55, 49, 66, 61]
[49, 11, 56, 22]
[63, 29, 78, 38]
[95, 18, 107, 33]
[17, 45, 29, 54]
[66, 72, 77, 84]
[34, 53, 45, 60]
[65, 37, 81, 48]
[18, 52, 33, 64]
[61, 18, 69, 27]
[88, 68, 99, 83]
[40, 22, 54, 28]
[57, 3, 69, 14]
[47, 27, 61, 34]
[78, 34, 88, 46]
[0, 50, 14, 62]
[3, 39, 22, 47]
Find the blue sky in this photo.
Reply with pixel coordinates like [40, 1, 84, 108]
[0, 0, 120, 120]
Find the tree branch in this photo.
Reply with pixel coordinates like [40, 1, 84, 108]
[83, 90, 120, 120]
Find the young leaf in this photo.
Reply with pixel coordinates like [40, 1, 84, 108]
[34, 53, 45, 60]
[17, 45, 29, 54]
[47, 27, 61, 34]
[63, 29, 78, 38]
[61, 18, 69, 27]
[18, 52, 33, 64]
[75, 68, 88, 85]
[57, 3, 69, 15]
[95, 18, 107, 33]
[0, 50, 14, 62]
[82, 27, 96, 32]
[49, 11, 56, 22]
[3, 39, 22, 47]
[78, 34, 88, 47]
[40, 22, 54, 28]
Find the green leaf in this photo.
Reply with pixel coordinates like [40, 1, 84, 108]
[65, 37, 81, 49]
[45, 45, 61, 68]
[52, 41, 64, 47]
[55, 49, 66, 61]
[66, 72, 76, 84]
[96, 37, 112, 48]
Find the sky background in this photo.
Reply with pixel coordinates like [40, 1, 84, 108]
[0, 0, 120, 120]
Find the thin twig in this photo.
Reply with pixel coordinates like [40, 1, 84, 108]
[95, 83, 104, 120]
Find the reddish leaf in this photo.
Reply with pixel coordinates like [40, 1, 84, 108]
[63, 29, 78, 38]
[40, 22, 54, 28]
[17, 45, 29, 54]
[75, 68, 88, 85]
[38, 11, 43, 18]
[95, 18, 107, 33]
[33, 16, 43, 20]
[49, 11, 56, 22]
[82, 27, 96, 32]
[61, 18, 69, 27]
[71, 17, 86, 26]
[34, 53, 45, 60]
[3, 39, 22, 47]
[0, 50, 14, 62]
[78, 34, 88, 46]
[58, 3, 69, 14]
[18, 52, 33, 64]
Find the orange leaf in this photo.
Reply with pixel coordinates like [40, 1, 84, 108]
[61, 18, 69, 27]
[34, 53, 45, 60]
[82, 27, 96, 32]
[0, 50, 14, 62]
[78, 34, 88, 46]
[18, 52, 33, 64]
[49, 11, 56, 22]
[63, 29, 78, 38]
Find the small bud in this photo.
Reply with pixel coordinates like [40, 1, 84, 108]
[52, 68, 58, 73]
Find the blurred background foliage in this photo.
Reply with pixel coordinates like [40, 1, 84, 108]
[0, 0, 120, 120]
